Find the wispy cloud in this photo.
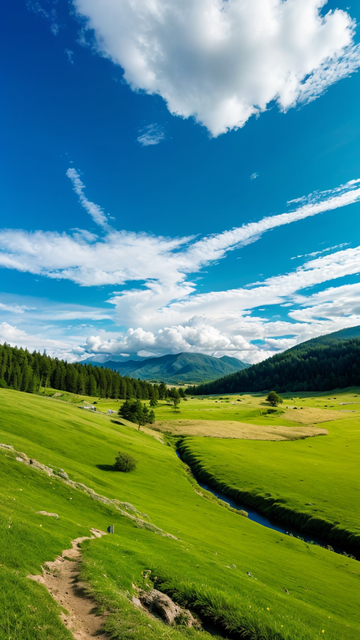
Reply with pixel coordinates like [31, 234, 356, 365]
[0, 178, 359, 292]
[66, 168, 111, 230]
[27, 1, 60, 36]
[0, 302, 31, 314]
[1, 176, 360, 362]
[294, 44, 360, 109]
[250, 173, 258, 180]
[137, 124, 165, 147]
[64, 49, 74, 64]
[291, 242, 350, 260]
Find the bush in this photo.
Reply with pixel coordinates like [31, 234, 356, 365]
[114, 451, 137, 472]
[266, 390, 283, 407]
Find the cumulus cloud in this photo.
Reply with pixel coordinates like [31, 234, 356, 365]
[137, 124, 165, 147]
[82, 247, 360, 363]
[72, 0, 358, 136]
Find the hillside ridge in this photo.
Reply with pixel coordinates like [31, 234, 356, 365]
[189, 325, 360, 394]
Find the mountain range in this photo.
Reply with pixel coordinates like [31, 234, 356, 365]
[83, 352, 249, 384]
[189, 325, 360, 394]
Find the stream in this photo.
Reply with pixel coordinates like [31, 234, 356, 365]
[176, 450, 356, 559]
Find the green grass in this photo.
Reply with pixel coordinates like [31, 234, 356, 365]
[179, 413, 360, 553]
[1, 387, 360, 639]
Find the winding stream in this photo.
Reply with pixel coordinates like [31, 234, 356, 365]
[176, 450, 357, 559]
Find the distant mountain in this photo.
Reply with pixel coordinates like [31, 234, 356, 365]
[189, 325, 360, 394]
[87, 352, 250, 383]
[82, 354, 146, 364]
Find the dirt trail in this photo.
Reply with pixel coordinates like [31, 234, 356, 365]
[28, 528, 108, 640]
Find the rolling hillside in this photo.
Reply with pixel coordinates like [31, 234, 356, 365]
[90, 352, 249, 383]
[189, 325, 360, 394]
[1, 387, 360, 639]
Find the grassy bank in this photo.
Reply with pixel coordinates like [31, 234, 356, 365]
[178, 416, 360, 554]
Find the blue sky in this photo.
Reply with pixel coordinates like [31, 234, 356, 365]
[1, 0, 360, 363]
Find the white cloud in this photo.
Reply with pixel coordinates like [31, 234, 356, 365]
[66, 168, 111, 229]
[290, 242, 349, 260]
[65, 48, 74, 64]
[28, 1, 60, 36]
[0, 302, 31, 314]
[72, 0, 358, 136]
[0, 322, 76, 358]
[1, 176, 360, 363]
[250, 173, 258, 180]
[0, 177, 359, 297]
[137, 124, 165, 147]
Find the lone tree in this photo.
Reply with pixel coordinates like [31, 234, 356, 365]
[119, 399, 155, 431]
[168, 388, 181, 412]
[266, 390, 283, 407]
[114, 451, 137, 472]
[149, 388, 159, 408]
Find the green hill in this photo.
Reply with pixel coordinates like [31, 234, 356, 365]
[189, 325, 360, 394]
[95, 352, 249, 383]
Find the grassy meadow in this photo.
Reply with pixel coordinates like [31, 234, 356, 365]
[0, 387, 359, 639]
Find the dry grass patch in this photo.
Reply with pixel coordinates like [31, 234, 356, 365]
[154, 419, 328, 440]
[282, 406, 344, 424]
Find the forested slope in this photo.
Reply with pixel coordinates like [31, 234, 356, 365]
[189, 332, 360, 394]
[0, 343, 158, 399]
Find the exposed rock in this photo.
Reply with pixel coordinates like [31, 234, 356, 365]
[139, 589, 199, 627]
[114, 500, 137, 513]
[37, 511, 59, 519]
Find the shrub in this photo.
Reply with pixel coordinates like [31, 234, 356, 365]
[114, 451, 137, 472]
[266, 390, 283, 407]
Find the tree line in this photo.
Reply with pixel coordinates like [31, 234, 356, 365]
[0, 343, 167, 400]
[187, 339, 360, 395]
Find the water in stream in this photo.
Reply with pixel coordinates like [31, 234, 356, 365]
[176, 450, 356, 559]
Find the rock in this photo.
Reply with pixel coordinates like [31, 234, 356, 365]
[90, 528, 107, 538]
[139, 589, 199, 627]
[37, 511, 59, 519]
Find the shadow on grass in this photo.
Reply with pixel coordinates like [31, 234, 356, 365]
[96, 464, 117, 472]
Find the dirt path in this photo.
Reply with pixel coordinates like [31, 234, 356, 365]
[28, 528, 108, 640]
